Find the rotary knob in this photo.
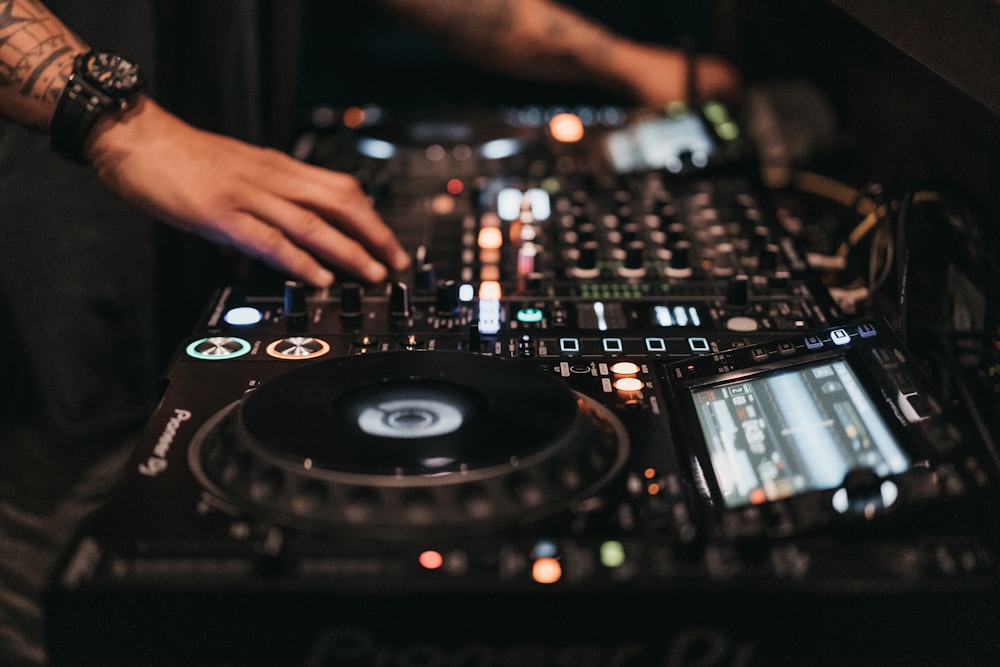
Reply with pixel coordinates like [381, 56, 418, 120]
[725, 275, 750, 308]
[665, 241, 693, 278]
[570, 241, 601, 279]
[284, 280, 307, 331]
[339, 282, 362, 318]
[389, 281, 412, 318]
[435, 280, 460, 317]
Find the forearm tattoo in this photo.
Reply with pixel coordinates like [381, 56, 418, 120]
[0, 0, 76, 104]
[371, 0, 615, 80]
[373, 0, 515, 52]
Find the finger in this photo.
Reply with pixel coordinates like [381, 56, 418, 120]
[252, 153, 411, 271]
[246, 193, 391, 283]
[199, 210, 336, 287]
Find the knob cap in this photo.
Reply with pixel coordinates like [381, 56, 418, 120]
[665, 241, 693, 278]
[435, 280, 460, 317]
[578, 241, 599, 271]
[389, 281, 411, 318]
[415, 262, 437, 293]
[339, 282, 362, 318]
[726, 275, 750, 308]
[284, 280, 307, 331]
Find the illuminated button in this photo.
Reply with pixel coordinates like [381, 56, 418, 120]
[610, 361, 640, 376]
[477, 226, 504, 250]
[603, 338, 624, 353]
[858, 322, 877, 338]
[458, 283, 475, 302]
[645, 338, 666, 352]
[419, 550, 444, 570]
[613, 377, 644, 393]
[478, 299, 502, 335]
[831, 329, 851, 345]
[531, 557, 562, 584]
[480, 264, 501, 281]
[186, 336, 251, 360]
[549, 112, 585, 143]
[559, 338, 580, 353]
[265, 336, 331, 360]
[688, 337, 710, 353]
[223, 307, 263, 326]
[726, 316, 759, 332]
[804, 335, 824, 350]
[533, 540, 558, 559]
[478, 281, 502, 300]
[446, 178, 464, 195]
[516, 307, 544, 324]
[600, 541, 626, 569]
[342, 106, 366, 129]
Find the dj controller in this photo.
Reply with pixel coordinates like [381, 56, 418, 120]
[48, 105, 1000, 665]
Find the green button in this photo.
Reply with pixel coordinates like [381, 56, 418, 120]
[600, 540, 626, 568]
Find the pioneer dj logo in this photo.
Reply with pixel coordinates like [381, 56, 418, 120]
[138, 408, 192, 477]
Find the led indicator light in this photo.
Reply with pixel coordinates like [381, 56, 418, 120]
[419, 550, 444, 570]
[603, 338, 624, 353]
[549, 112, 585, 143]
[600, 541, 626, 569]
[517, 307, 544, 324]
[532, 557, 562, 584]
[533, 540, 558, 559]
[478, 226, 504, 250]
[613, 377, 644, 392]
[611, 361, 640, 376]
[223, 307, 263, 326]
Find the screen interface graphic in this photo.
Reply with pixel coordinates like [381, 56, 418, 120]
[692, 360, 911, 507]
[605, 114, 714, 173]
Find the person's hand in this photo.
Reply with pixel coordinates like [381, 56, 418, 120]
[86, 96, 410, 287]
[614, 43, 742, 108]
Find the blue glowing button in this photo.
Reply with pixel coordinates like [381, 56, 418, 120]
[645, 338, 667, 352]
[804, 335, 824, 350]
[516, 307, 545, 324]
[688, 337, 710, 353]
[559, 338, 580, 353]
[830, 328, 851, 346]
[186, 336, 251, 360]
[603, 338, 623, 352]
[858, 322, 877, 338]
[224, 306, 263, 326]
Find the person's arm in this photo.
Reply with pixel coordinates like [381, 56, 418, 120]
[370, 0, 740, 105]
[0, 0, 409, 286]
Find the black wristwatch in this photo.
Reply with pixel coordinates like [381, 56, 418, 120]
[50, 49, 145, 164]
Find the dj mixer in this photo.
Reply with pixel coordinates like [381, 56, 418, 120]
[47, 104, 1000, 665]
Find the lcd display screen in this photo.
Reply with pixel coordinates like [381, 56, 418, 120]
[605, 114, 715, 174]
[691, 359, 910, 508]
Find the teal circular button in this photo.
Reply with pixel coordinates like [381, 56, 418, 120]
[186, 336, 252, 360]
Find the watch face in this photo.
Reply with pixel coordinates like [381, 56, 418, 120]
[83, 51, 143, 95]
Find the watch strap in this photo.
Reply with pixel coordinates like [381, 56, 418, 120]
[50, 75, 107, 164]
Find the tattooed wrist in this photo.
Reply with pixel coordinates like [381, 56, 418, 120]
[0, 0, 86, 126]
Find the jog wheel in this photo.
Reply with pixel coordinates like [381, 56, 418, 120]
[190, 351, 628, 535]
